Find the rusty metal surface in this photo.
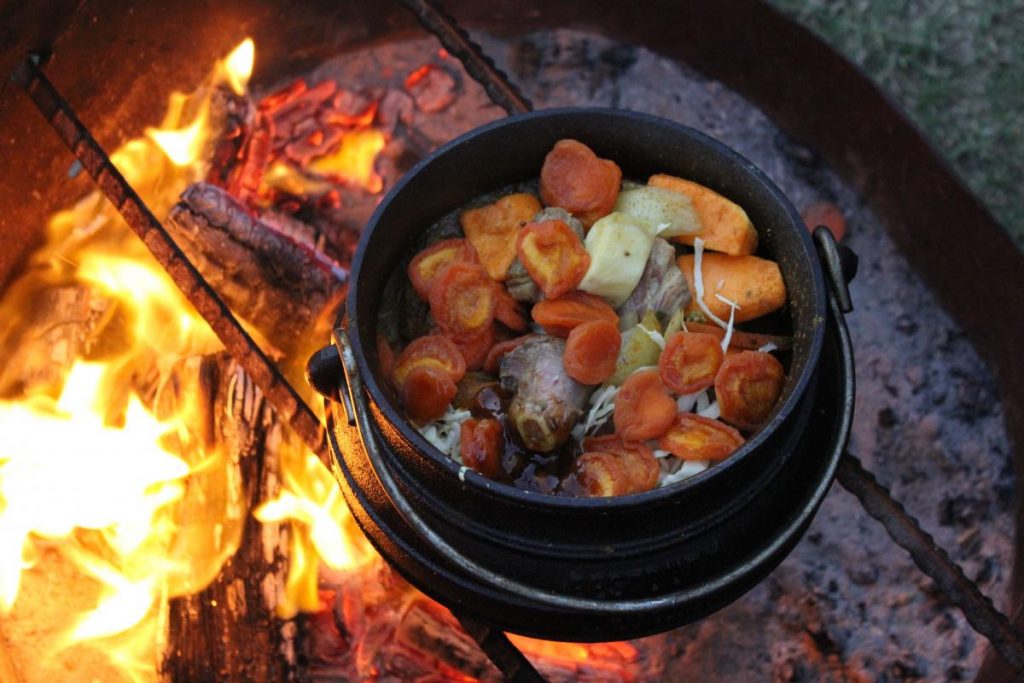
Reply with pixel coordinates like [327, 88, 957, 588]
[9, 55, 330, 467]
[395, 0, 531, 115]
[838, 454, 1024, 672]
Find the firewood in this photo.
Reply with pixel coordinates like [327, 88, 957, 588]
[159, 353, 304, 682]
[0, 284, 114, 398]
[166, 182, 345, 355]
[395, 599, 500, 681]
[204, 87, 257, 196]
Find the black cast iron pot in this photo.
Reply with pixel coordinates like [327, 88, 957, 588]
[309, 108, 855, 641]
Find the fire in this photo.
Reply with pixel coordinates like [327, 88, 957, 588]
[0, 31, 641, 681]
[255, 443, 375, 619]
[223, 39, 256, 96]
[307, 128, 386, 193]
[0, 37, 261, 681]
[0, 32, 397, 681]
[147, 38, 256, 170]
[0, 364, 188, 612]
[509, 636, 640, 677]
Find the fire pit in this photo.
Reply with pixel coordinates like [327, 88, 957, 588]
[0, 1, 1021, 681]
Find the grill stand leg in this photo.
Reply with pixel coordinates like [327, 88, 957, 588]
[453, 613, 547, 683]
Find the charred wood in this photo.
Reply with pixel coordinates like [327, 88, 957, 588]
[161, 353, 305, 682]
[166, 182, 345, 356]
[0, 284, 113, 398]
[204, 87, 257, 198]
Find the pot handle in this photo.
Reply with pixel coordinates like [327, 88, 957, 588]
[812, 226, 857, 313]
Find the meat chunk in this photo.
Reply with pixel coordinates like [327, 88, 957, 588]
[499, 336, 592, 452]
[617, 237, 691, 329]
[505, 208, 585, 303]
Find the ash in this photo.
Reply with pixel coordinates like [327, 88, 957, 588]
[308, 30, 1012, 681]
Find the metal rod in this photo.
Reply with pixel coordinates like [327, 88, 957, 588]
[838, 453, 1024, 672]
[9, 55, 330, 467]
[395, 0, 532, 115]
[453, 613, 547, 683]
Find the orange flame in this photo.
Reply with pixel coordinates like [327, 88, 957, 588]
[0, 37, 256, 681]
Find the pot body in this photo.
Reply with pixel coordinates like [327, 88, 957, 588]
[326, 108, 845, 639]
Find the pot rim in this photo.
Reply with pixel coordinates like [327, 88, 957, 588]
[348, 106, 826, 511]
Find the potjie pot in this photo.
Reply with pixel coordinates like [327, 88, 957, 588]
[308, 108, 856, 641]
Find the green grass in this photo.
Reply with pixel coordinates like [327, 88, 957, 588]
[769, 0, 1024, 247]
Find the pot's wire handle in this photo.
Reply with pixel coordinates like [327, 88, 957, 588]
[813, 227, 857, 313]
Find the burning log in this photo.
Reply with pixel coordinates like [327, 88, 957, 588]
[158, 353, 304, 682]
[204, 87, 257, 197]
[166, 182, 346, 355]
[0, 284, 111, 398]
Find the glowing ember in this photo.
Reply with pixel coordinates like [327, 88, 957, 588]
[306, 128, 386, 193]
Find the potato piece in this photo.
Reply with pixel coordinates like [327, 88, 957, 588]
[608, 316, 663, 386]
[677, 252, 786, 323]
[577, 212, 654, 307]
[459, 193, 542, 280]
[649, 174, 758, 255]
[614, 186, 701, 237]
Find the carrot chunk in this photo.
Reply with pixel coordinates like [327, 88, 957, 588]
[460, 417, 505, 478]
[515, 219, 591, 299]
[574, 452, 631, 497]
[677, 252, 787, 323]
[493, 285, 530, 332]
[658, 332, 724, 394]
[540, 139, 622, 228]
[459, 193, 542, 280]
[659, 413, 744, 461]
[399, 366, 458, 423]
[407, 238, 479, 300]
[613, 369, 677, 441]
[714, 351, 785, 431]
[392, 334, 466, 387]
[446, 324, 496, 372]
[531, 290, 619, 337]
[563, 320, 621, 385]
[582, 434, 659, 492]
[429, 262, 496, 337]
[680, 321, 792, 352]
[648, 174, 757, 255]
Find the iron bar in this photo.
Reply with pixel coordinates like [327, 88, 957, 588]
[395, 0, 532, 115]
[9, 55, 330, 467]
[453, 613, 546, 683]
[838, 453, 1024, 672]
